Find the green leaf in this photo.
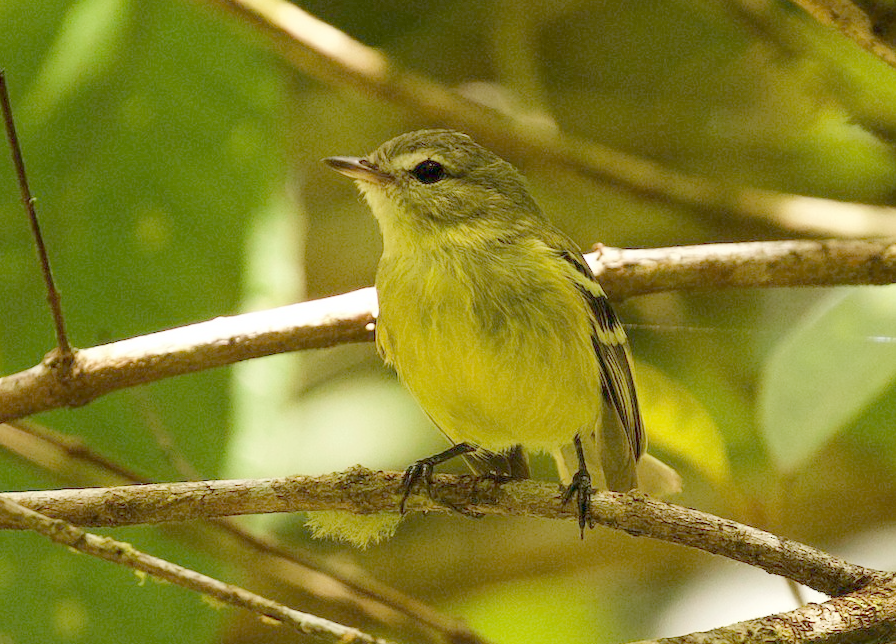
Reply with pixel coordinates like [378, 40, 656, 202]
[23, 0, 130, 129]
[760, 286, 896, 472]
[443, 572, 619, 644]
[638, 363, 731, 484]
[0, 0, 289, 641]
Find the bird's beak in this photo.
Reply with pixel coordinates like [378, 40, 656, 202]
[323, 156, 391, 184]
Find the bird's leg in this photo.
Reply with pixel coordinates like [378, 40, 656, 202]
[400, 442, 477, 514]
[473, 445, 530, 485]
[561, 435, 595, 538]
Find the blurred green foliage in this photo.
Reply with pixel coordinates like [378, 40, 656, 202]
[3, 0, 896, 642]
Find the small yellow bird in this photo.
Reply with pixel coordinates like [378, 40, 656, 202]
[325, 129, 679, 535]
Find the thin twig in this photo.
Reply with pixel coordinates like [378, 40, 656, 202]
[203, 0, 896, 236]
[0, 70, 71, 359]
[0, 496, 395, 644]
[1, 239, 895, 423]
[1, 468, 886, 598]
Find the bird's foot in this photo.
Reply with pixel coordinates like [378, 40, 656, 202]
[561, 468, 595, 539]
[399, 443, 478, 516]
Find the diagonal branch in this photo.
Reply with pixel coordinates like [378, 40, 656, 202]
[633, 578, 896, 644]
[1, 239, 895, 422]
[789, 0, 896, 70]
[202, 0, 896, 237]
[0, 495, 395, 644]
[1, 467, 886, 599]
[0, 420, 494, 644]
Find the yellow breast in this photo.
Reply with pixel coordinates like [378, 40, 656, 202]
[375, 242, 602, 452]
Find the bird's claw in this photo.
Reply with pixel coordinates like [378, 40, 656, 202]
[399, 457, 484, 518]
[400, 460, 435, 514]
[561, 469, 595, 538]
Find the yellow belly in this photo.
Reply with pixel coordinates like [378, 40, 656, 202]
[376, 251, 602, 452]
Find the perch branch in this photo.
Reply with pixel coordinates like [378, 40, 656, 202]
[1, 467, 887, 598]
[2, 239, 896, 422]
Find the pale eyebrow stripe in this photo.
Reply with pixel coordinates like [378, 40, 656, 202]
[391, 150, 438, 170]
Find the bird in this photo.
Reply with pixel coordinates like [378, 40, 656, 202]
[324, 129, 680, 536]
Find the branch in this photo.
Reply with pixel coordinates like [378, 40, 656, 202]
[789, 0, 896, 70]
[592, 238, 896, 298]
[0, 71, 71, 358]
[0, 288, 376, 422]
[4, 418, 895, 644]
[1, 468, 885, 599]
[0, 496, 394, 644]
[2, 239, 895, 422]
[202, 0, 896, 237]
[634, 579, 896, 644]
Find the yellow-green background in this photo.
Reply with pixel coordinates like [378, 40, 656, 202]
[3, 0, 896, 642]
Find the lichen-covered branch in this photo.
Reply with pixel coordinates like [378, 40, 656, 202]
[0, 420, 494, 644]
[1, 467, 887, 599]
[0, 496, 394, 644]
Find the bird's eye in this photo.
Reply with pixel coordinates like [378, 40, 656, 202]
[410, 159, 447, 184]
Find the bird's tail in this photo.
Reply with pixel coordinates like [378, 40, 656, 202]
[634, 453, 682, 496]
[553, 419, 681, 497]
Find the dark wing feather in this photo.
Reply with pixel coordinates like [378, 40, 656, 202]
[560, 250, 645, 459]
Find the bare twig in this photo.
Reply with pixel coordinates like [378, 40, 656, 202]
[1, 468, 885, 598]
[202, 0, 896, 236]
[1, 239, 894, 422]
[0, 496, 394, 644]
[0, 71, 71, 358]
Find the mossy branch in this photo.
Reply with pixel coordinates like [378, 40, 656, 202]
[0, 467, 884, 598]
[2, 467, 896, 644]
